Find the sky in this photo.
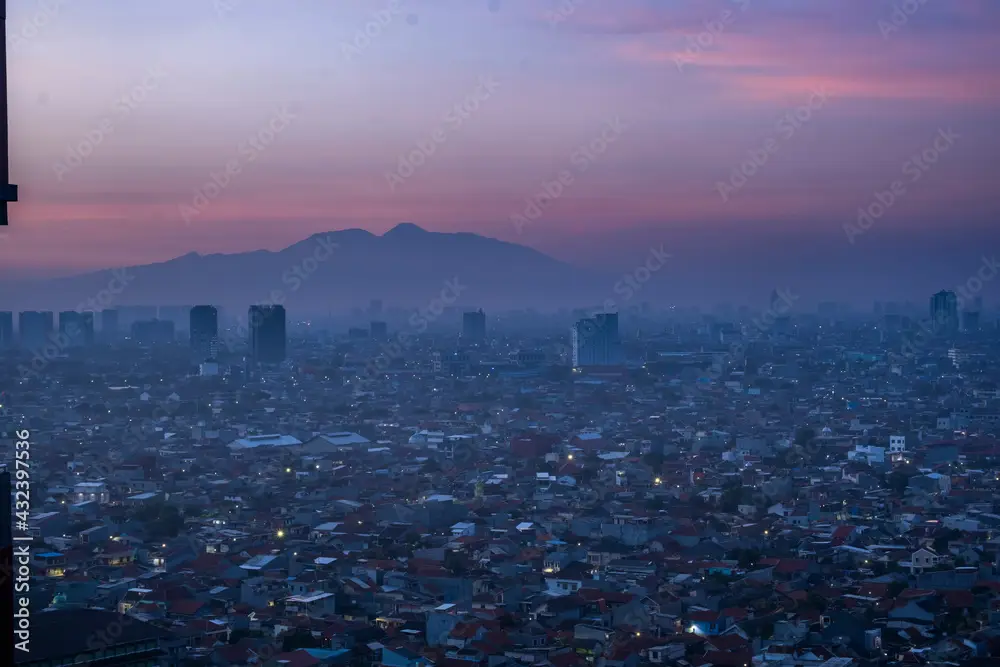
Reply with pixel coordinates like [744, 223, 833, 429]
[2, 0, 999, 295]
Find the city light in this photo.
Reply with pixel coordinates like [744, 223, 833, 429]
[2, 13, 987, 662]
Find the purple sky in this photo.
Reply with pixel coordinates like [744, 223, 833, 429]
[3, 0, 999, 287]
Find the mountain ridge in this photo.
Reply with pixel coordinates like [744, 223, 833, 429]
[0, 224, 610, 312]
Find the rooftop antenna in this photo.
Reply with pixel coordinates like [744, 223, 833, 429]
[1, 0, 17, 225]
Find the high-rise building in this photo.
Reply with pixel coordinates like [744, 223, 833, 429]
[770, 289, 792, 334]
[131, 319, 175, 345]
[249, 305, 286, 364]
[930, 290, 959, 332]
[370, 320, 388, 341]
[0, 311, 12, 346]
[961, 310, 981, 333]
[58, 311, 95, 347]
[960, 295, 984, 334]
[571, 312, 621, 367]
[101, 309, 119, 342]
[190, 305, 219, 361]
[369, 299, 383, 317]
[18, 311, 53, 349]
[462, 309, 486, 341]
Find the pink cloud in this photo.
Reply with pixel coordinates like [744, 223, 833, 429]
[614, 25, 1000, 104]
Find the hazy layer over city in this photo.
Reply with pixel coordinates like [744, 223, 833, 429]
[2, 0, 998, 307]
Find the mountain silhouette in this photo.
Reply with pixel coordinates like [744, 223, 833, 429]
[1, 224, 610, 313]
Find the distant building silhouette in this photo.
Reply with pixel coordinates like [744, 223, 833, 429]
[58, 311, 95, 347]
[462, 309, 486, 341]
[572, 312, 621, 367]
[960, 295, 982, 333]
[100, 309, 119, 342]
[118, 306, 158, 330]
[930, 290, 958, 333]
[249, 305, 286, 364]
[770, 288, 791, 334]
[18, 311, 53, 349]
[370, 320, 388, 341]
[190, 305, 219, 361]
[961, 310, 980, 333]
[158, 305, 191, 332]
[0, 311, 11, 346]
[131, 319, 175, 346]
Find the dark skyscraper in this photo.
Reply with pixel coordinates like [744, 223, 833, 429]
[0, 311, 12, 346]
[101, 309, 119, 341]
[930, 290, 959, 332]
[249, 305, 286, 364]
[961, 295, 982, 333]
[370, 320, 388, 341]
[462, 309, 487, 341]
[190, 305, 219, 361]
[571, 312, 622, 367]
[961, 310, 980, 333]
[18, 311, 53, 349]
[770, 288, 792, 334]
[59, 311, 95, 347]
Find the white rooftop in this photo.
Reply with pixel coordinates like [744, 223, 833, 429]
[287, 591, 334, 603]
[228, 434, 302, 450]
[315, 432, 370, 446]
[240, 554, 278, 570]
[314, 522, 342, 532]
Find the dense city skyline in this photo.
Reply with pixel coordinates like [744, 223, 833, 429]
[5, 3, 1000, 665]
